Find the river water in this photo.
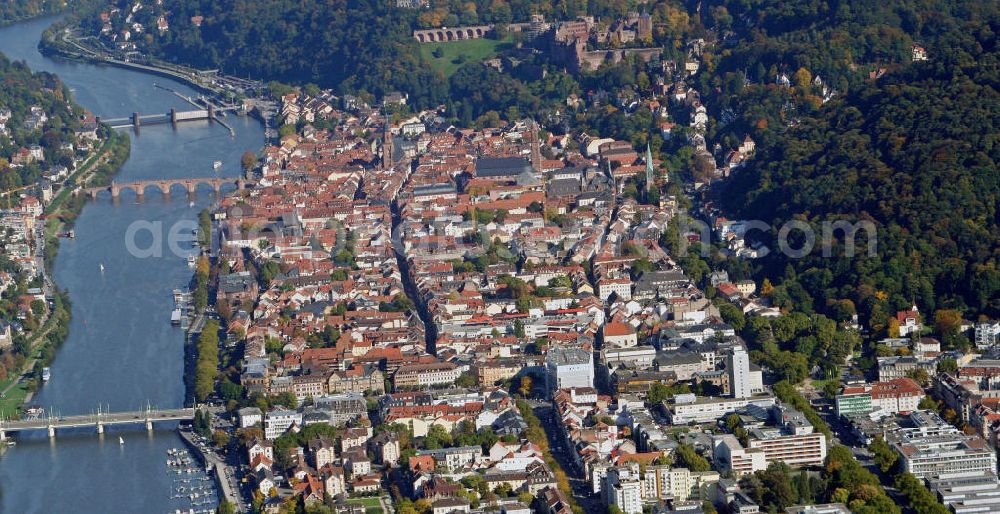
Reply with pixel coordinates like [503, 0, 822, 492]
[0, 15, 263, 513]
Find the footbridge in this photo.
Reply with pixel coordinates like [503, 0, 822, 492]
[81, 177, 248, 199]
[0, 406, 196, 440]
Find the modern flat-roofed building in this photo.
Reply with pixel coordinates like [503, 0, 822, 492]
[264, 409, 302, 440]
[835, 392, 872, 417]
[713, 434, 767, 476]
[746, 427, 827, 468]
[784, 504, 851, 514]
[604, 466, 643, 514]
[667, 394, 775, 424]
[727, 347, 751, 399]
[546, 347, 594, 395]
[890, 410, 998, 479]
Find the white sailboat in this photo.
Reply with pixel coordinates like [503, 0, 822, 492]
[99, 263, 105, 273]
[119, 436, 124, 445]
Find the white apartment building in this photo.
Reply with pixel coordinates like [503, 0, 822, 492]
[667, 394, 775, 424]
[639, 465, 720, 502]
[598, 278, 632, 301]
[546, 348, 594, 395]
[714, 434, 767, 476]
[264, 409, 302, 440]
[746, 429, 828, 468]
[891, 410, 999, 479]
[605, 467, 643, 514]
[727, 347, 751, 399]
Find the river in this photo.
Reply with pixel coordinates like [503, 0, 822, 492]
[0, 15, 263, 513]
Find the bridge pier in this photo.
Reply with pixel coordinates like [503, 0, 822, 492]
[96, 422, 104, 434]
[146, 419, 154, 432]
[187, 182, 197, 195]
[132, 112, 141, 128]
[170, 108, 178, 125]
[48, 425, 55, 439]
[110, 183, 120, 199]
[0, 430, 5, 441]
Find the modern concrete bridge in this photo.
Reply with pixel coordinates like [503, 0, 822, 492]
[100, 105, 239, 129]
[0, 406, 196, 440]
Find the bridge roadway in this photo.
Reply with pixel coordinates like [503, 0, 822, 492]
[101, 105, 240, 129]
[81, 177, 248, 199]
[0, 407, 196, 440]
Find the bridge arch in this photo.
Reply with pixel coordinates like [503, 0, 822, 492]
[86, 177, 246, 200]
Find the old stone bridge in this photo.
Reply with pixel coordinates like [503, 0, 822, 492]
[80, 177, 247, 199]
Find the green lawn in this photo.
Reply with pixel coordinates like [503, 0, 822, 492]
[346, 497, 382, 514]
[0, 382, 31, 417]
[419, 37, 510, 78]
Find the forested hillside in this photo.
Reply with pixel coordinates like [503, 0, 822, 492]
[701, 0, 999, 147]
[723, 9, 999, 328]
[0, 0, 66, 23]
[80, 0, 449, 107]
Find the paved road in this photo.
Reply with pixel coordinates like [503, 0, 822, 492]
[180, 428, 244, 509]
[534, 404, 605, 514]
[803, 387, 915, 513]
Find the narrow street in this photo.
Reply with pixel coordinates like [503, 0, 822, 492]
[534, 403, 605, 514]
[388, 159, 437, 355]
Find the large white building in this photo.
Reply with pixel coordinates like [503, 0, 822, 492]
[667, 394, 775, 424]
[264, 409, 302, 440]
[597, 278, 632, 302]
[727, 347, 751, 399]
[596, 463, 719, 505]
[747, 428, 828, 468]
[839, 378, 925, 415]
[714, 434, 767, 476]
[976, 321, 1000, 349]
[546, 348, 594, 396]
[642, 465, 719, 502]
[605, 467, 643, 514]
[714, 404, 828, 474]
[891, 411, 998, 479]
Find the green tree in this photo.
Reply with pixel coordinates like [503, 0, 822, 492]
[674, 444, 710, 472]
[870, 436, 898, 473]
[937, 358, 958, 375]
[455, 372, 477, 388]
[217, 500, 236, 514]
[895, 473, 950, 514]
